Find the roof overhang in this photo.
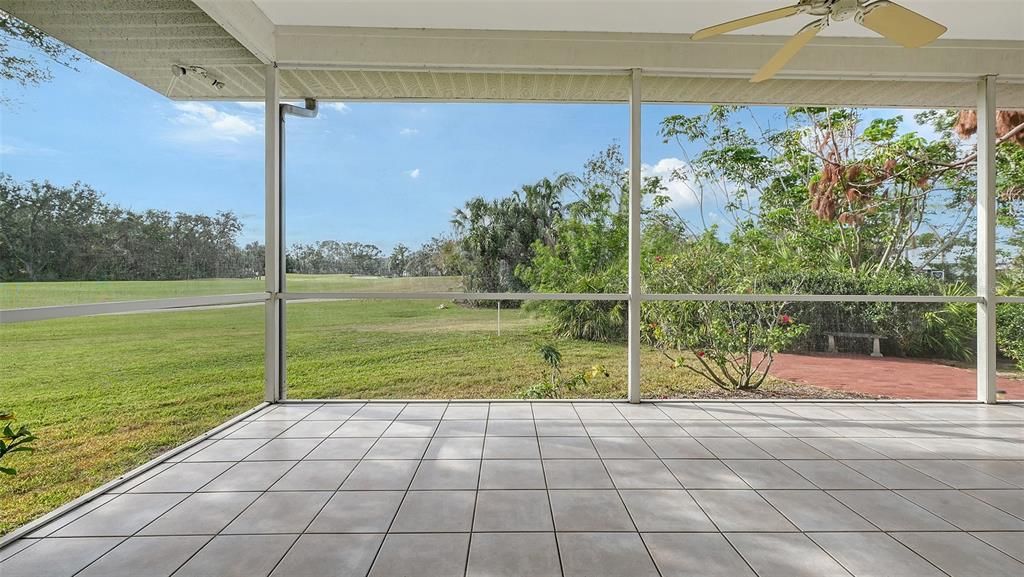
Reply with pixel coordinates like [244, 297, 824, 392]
[3, 0, 1024, 107]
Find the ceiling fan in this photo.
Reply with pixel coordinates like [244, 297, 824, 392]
[691, 0, 947, 83]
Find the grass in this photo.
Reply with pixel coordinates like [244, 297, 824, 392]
[0, 274, 462, 309]
[0, 276, 826, 535]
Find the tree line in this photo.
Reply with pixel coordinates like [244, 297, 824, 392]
[0, 175, 459, 282]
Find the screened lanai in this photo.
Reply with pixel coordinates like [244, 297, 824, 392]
[0, 1, 1022, 575]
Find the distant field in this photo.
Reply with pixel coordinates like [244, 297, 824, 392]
[0, 274, 462, 309]
[0, 276, 813, 535]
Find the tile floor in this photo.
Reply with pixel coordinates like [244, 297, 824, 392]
[2, 401, 1022, 577]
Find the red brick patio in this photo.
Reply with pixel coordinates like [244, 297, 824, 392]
[769, 353, 1024, 400]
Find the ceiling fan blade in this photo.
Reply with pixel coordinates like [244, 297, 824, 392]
[859, 1, 947, 47]
[691, 5, 803, 40]
[751, 19, 823, 83]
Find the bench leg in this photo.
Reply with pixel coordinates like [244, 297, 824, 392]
[871, 337, 883, 358]
[827, 335, 836, 353]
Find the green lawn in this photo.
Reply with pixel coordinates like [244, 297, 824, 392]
[0, 277, 814, 535]
[0, 274, 462, 309]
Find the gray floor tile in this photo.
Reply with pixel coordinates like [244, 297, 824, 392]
[340, 459, 419, 490]
[620, 490, 715, 531]
[966, 489, 1024, 518]
[227, 420, 294, 439]
[222, 491, 331, 534]
[727, 532, 852, 577]
[128, 462, 233, 493]
[645, 437, 714, 459]
[369, 533, 470, 577]
[411, 459, 480, 489]
[397, 403, 448, 420]
[331, 420, 392, 437]
[269, 459, 356, 491]
[960, 460, 1024, 487]
[539, 436, 598, 459]
[536, 419, 587, 436]
[270, 534, 384, 577]
[531, 404, 578, 419]
[442, 404, 490, 420]
[139, 492, 260, 535]
[306, 404, 363, 420]
[760, 490, 876, 531]
[435, 419, 487, 436]
[351, 404, 405, 420]
[697, 437, 773, 459]
[643, 532, 756, 577]
[479, 459, 546, 489]
[783, 459, 883, 489]
[543, 459, 614, 489]
[683, 423, 740, 437]
[663, 459, 749, 489]
[382, 419, 439, 437]
[576, 404, 626, 420]
[631, 420, 688, 437]
[689, 490, 796, 531]
[802, 437, 886, 459]
[809, 532, 946, 577]
[724, 460, 817, 489]
[584, 421, 638, 437]
[277, 420, 342, 438]
[592, 437, 656, 459]
[244, 438, 321, 461]
[473, 490, 554, 531]
[751, 437, 830, 459]
[467, 532, 561, 577]
[486, 419, 537, 436]
[184, 439, 266, 462]
[853, 437, 940, 460]
[971, 532, 1024, 564]
[391, 490, 476, 532]
[307, 491, 404, 533]
[656, 404, 716, 420]
[604, 459, 681, 489]
[257, 405, 319, 420]
[829, 490, 956, 531]
[365, 437, 430, 459]
[173, 534, 295, 577]
[549, 489, 635, 531]
[0, 537, 121, 577]
[25, 495, 118, 538]
[897, 490, 1024, 530]
[486, 403, 534, 419]
[305, 437, 376, 460]
[424, 436, 484, 459]
[0, 540, 34, 563]
[904, 460, 1016, 489]
[200, 460, 294, 492]
[893, 532, 1024, 577]
[76, 535, 209, 577]
[483, 436, 541, 459]
[558, 532, 659, 577]
[617, 404, 672, 420]
[842, 459, 950, 489]
[53, 493, 185, 537]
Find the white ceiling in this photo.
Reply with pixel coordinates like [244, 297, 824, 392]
[253, 0, 1024, 41]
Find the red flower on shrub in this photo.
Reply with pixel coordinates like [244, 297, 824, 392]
[695, 350, 706, 358]
[655, 255, 663, 263]
[779, 314, 793, 326]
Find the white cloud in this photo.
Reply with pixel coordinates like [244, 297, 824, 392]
[324, 102, 351, 113]
[642, 157, 700, 207]
[407, 168, 421, 179]
[169, 102, 259, 143]
[399, 127, 419, 136]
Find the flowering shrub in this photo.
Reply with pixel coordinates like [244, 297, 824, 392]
[642, 238, 808, 391]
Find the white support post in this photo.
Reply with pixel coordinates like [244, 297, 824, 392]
[627, 68, 642, 404]
[264, 64, 284, 402]
[977, 75, 998, 404]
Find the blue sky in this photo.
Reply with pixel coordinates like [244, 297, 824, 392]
[1, 56, 935, 253]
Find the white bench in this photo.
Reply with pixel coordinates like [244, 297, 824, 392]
[825, 331, 886, 358]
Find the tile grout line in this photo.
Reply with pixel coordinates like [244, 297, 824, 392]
[533, 402, 566, 577]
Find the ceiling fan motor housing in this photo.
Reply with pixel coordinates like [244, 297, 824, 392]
[830, 0, 863, 21]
